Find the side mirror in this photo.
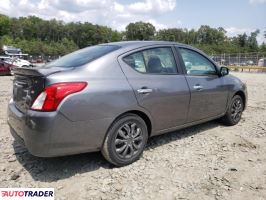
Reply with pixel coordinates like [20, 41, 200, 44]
[220, 66, 229, 76]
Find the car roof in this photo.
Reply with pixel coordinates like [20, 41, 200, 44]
[101, 41, 192, 49]
[100, 41, 210, 59]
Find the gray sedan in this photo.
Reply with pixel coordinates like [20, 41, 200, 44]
[7, 41, 247, 166]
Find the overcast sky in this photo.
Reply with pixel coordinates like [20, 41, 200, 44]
[0, 0, 265, 43]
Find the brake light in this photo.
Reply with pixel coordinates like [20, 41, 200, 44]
[31, 82, 87, 111]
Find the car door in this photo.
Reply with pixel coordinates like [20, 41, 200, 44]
[176, 47, 229, 122]
[118, 46, 190, 133]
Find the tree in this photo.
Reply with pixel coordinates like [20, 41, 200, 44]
[156, 28, 186, 43]
[259, 42, 266, 52]
[247, 29, 260, 51]
[197, 25, 226, 45]
[0, 15, 10, 37]
[125, 21, 155, 40]
[0, 15, 264, 56]
[234, 33, 248, 48]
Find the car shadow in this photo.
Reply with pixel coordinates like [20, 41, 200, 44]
[13, 120, 222, 182]
[147, 120, 221, 150]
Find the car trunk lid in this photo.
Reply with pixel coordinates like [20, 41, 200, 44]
[12, 67, 72, 113]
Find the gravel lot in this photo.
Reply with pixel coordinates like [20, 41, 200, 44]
[0, 72, 265, 200]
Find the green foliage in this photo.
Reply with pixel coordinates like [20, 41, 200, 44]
[126, 22, 155, 40]
[260, 42, 266, 52]
[0, 15, 120, 55]
[0, 35, 79, 55]
[156, 26, 264, 54]
[0, 15, 264, 56]
[0, 14, 10, 37]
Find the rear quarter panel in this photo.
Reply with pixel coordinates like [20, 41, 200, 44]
[46, 54, 142, 122]
[43, 53, 154, 150]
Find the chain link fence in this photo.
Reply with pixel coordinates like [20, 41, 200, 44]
[211, 52, 266, 66]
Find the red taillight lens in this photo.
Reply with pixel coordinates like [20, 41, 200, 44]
[31, 82, 87, 111]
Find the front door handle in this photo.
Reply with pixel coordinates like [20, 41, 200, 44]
[193, 85, 203, 90]
[137, 88, 153, 94]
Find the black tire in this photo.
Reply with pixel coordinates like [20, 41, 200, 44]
[223, 95, 244, 126]
[101, 114, 148, 166]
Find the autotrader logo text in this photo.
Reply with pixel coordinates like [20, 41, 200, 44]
[0, 188, 54, 200]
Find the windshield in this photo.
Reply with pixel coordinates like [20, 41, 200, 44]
[45, 45, 120, 68]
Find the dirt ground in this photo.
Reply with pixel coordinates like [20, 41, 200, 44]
[0, 72, 265, 200]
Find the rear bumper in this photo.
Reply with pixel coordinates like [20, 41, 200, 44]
[7, 99, 113, 157]
[8, 100, 54, 156]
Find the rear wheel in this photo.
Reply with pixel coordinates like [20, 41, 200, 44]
[101, 114, 148, 166]
[223, 95, 244, 126]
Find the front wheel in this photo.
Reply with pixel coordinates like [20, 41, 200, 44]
[223, 95, 244, 126]
[101, 114, 148, 166]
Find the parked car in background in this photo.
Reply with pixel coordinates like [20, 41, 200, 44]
[0, 58, 15, 75]
[36, 58, 44, 63]
[1, 45, 22, 55]
[258, 58, 266, 67]
[10, 57, 32, 68]
[8, 41, 247, 166]
[240, 62, 247, 66]
[0, 56, 11, 61]
[1, 56, 32, 68]
[247, 60, 254, 65]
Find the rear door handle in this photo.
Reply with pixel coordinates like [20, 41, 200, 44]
[137, 88, 153, 94]
[193, 85, 203, 90]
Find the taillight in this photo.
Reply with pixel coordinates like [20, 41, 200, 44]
[31, 82, 87, 111]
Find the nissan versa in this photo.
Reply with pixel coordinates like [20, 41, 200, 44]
[7, 41, 247, 166]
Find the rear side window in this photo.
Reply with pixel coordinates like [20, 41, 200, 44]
[123, 47, 178, 74]
[45, 45, 120, 68]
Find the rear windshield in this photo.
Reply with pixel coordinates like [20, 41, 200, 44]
[45, 45, 120, 68]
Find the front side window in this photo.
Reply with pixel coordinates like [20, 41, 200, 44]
[123, 47, 177, 74]
[179, 48, 217, 75]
